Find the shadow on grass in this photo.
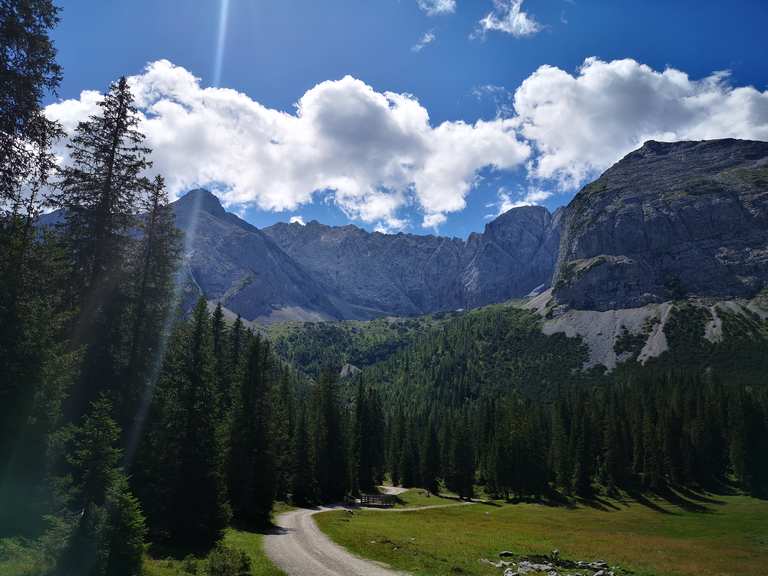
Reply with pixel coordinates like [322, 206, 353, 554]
[487, 484, 724, 515]
[147, 518, 276, 560]
[576, 494, 622, 512]
[651, 486, 720, 513]
[147, 541, 214, 562]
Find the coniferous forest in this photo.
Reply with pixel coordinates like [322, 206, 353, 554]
[1, 2, 768, 575]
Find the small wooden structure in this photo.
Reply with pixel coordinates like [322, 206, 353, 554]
[359, 493, 395, 508]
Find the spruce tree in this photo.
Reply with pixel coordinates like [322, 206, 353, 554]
[312, 369, 348, 502]
[172, 299, 231, 547]
[0, 1, 70, 531]
[229, 336, 275, 526]
[103, 475, 147, 576]
[211, 302, 230, 413]
[50, 76, 153, 417]
[0, 0, 62, 215]
[399, 427, 419, 488]
[367, 387, 386, 485]
[123, 175, 180, 430]
[420, 422, 441, 495]
[272, 370, 295, 501]
[351, 378, 369, 494]
[448, 416, 475, 499]
[290, 405, 316, 506]
[58, 398, 147, 576]
[571, 404, 593, 497]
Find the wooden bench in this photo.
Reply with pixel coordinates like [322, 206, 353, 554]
[359, 493, 395, 508]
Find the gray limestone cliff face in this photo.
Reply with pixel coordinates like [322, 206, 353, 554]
[262, 221, 465, 317]
[263, 205, 562, 317]
[173, 189, 342, 321]
[462, 205, 562, 307]
[552, 139, 768, 311]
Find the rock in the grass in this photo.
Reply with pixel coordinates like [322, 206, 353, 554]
[503, 570, 520, 576]
[499, 550, 516, 557]
[480, 558, 509, 569]
[517, 560, 555, 574]
[593, 571, 605, 576]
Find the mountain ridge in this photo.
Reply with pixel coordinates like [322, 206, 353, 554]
[171, 189, 563, 321]
[40, 139, 768, 325]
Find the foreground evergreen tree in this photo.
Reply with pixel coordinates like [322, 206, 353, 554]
[229, 336, 275, 526]
[290, 406, 316, 506]
[102, 475, 147, 576]
[0, 232, 75, 534]
[0, 0, 62, 213]
[351, 378, 385, 493]
[0, 0, 72, 534]
[312, 369, 348, 502]
[171, 300, 231, 547]
[57, 398, 146, 576]
[50, 75, 152, 417]
[122, 175, 180, 430]
[271, 370, 295, 501]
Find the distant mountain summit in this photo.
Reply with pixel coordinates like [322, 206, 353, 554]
[172, 189, 342, 323]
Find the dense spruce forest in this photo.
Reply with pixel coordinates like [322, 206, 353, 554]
[1, 1, 768, 575]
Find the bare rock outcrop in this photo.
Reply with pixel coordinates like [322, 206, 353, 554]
[553, 139, 768, 311]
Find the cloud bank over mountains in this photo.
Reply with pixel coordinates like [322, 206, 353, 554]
[46, 57, 768, 230]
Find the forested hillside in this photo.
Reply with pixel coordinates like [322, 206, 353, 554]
[267, 312, 456, 378]
[350, 301, 768, 499]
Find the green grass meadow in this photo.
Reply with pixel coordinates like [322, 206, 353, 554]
[316, 490, 768, 576]
[144, 526, 284, 576]
[0, 504, 294, 576]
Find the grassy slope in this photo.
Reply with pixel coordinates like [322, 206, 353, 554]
[316, 491, 768, 576]
[0, 506, 291, 576]
[387, 489, 462, 509]
[0, 539, 46, 576]
[144, 526, 284, 576]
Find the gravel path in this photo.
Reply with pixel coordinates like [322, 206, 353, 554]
[264, 488, 476, 576]
[263, 506, 405, 576]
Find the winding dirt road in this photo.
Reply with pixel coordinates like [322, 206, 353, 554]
[263, 488, 473, 576]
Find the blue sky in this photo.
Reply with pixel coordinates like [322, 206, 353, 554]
[48, 0, 768, 238]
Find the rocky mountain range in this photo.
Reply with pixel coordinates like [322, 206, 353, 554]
[174, 189, 562, 322]
[36, 138, 767, 324]
[173, 138, 768, 323]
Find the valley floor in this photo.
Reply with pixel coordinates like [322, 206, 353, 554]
[314, 490, 768, 576]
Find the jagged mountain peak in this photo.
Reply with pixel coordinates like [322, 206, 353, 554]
[174, 188, 227, 218]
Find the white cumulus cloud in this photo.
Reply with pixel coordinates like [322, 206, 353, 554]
[417, 0, 456, 16]
[45, 59, 530, 230]
[289, 215, 305, 225]
[44, 57, 768, 228]
[513, 57, 768, 189]
[476, 0, 542, 38]
[489, 187, 551, 217]
[412, 30, 436, 52]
